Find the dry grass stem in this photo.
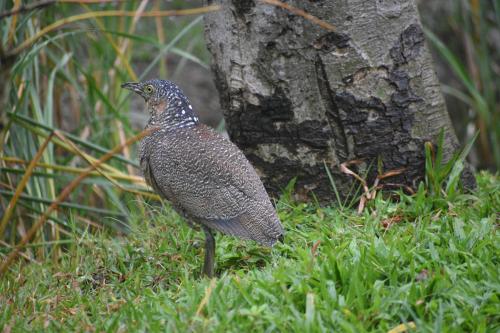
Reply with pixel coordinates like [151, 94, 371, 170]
[340, 160, 407, 214]
[195, 278, 217, 317]
[0, 127, 159, 275]
[259, 0, 335, 31]
[1, 157, 145, 184]
[0, 132, 55, 236]
[5, 5, 221, 57]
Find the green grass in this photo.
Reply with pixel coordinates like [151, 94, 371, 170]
[1, 172, 498, 332]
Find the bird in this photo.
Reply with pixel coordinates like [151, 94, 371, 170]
[121, 79, 284, 277]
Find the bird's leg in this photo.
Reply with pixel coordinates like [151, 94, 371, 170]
[202, 226, 215, 278]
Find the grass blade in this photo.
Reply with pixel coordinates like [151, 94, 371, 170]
[5, 6, 221, 57]
[0, 126, 158, 275]
[0, 132, 54, 236]
[8, 112, 140, 167]
[0, 189, 126, 218]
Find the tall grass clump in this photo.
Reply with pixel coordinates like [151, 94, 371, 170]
[424, 0, 500, 171]
[0, 0, 217, 271]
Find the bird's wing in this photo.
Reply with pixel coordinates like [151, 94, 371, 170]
[155, 138, 265, 218]
[148, 126, 282, 244]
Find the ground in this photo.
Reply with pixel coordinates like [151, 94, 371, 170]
[0, 172, 498, 332]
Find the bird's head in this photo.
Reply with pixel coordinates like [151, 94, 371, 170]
[121, 79, 199, 128]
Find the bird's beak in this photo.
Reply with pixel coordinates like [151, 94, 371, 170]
[121, 82, 142, 94]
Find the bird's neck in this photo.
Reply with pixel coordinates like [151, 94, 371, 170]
[146, 97, 199, 131]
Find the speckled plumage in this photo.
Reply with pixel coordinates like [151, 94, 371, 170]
[122, 79, 284, 275]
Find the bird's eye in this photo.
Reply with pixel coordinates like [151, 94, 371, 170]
[144, 85, 154, 94]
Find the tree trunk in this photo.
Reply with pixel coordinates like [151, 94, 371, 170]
[203, 0, 475, 201]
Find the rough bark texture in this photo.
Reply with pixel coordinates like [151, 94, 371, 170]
[204, 0, 475, 201]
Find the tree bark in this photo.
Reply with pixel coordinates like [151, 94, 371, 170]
[204, 0, 475, 201]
